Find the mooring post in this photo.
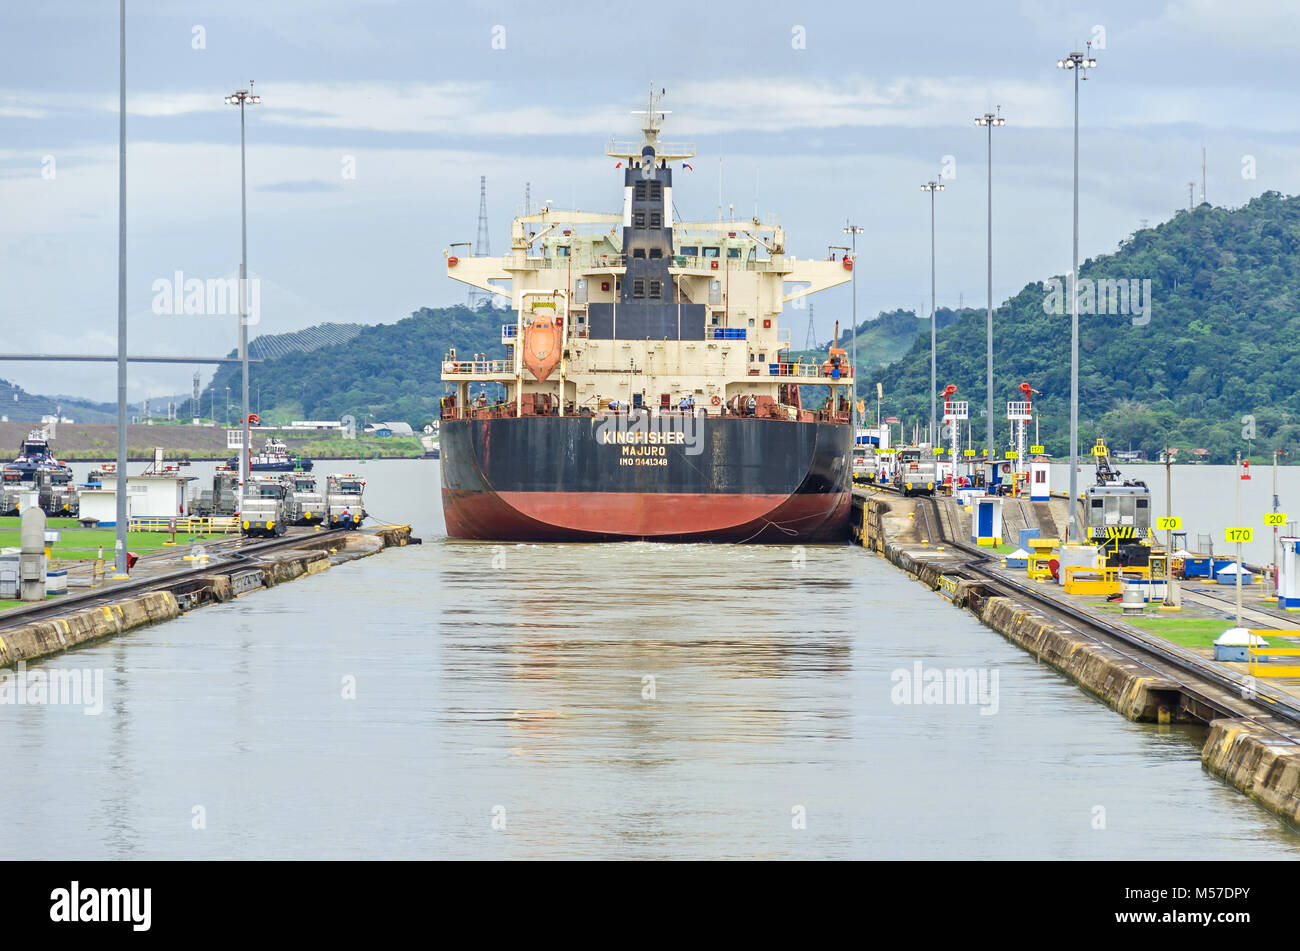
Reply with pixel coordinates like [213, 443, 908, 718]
[20, 505, 48, 602]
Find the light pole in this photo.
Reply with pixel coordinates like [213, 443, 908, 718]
[1235, 450, 1244, 629]
[1057, 50, 1096, 543]
[226, 82, 260, 509]
[1274, 448, 1287, 585]
[975, 108, 1006, 464]
[114, 0, 128, 577]
[843, 223, 864, 430]
[920, 181, 943, 446]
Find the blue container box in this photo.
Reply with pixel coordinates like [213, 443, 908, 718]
[1018, 528, 1041, 550]
[1217, 571, 1254, 586]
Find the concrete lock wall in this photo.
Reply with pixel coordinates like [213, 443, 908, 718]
[861, 490, 1300, 826]
[979, 596, 1188, 722]
[0, 591, 180, 668]
[0, 525, 416, 669]
[1202, 720, 1300, 823]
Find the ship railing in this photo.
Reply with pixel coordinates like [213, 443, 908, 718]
[605, 139, 696, 159]
[764, 362, 853, 379]
[438, 400, 852, 424]
[441, 358, 513, 376]
[127, 515, 240, 534]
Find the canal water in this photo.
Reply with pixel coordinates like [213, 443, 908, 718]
[1, 459, 1298, 859]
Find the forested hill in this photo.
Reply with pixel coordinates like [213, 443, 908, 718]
[790, 306, 963, 371]
[191, 304, 505, 427]
[873, 191, 1300, 463]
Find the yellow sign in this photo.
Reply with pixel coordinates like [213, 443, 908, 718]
[963, 449, 977, 457]
[932, 447, 945, 456]
[1091, 439, 1107, 457]
[1156, 516, 1181, 530]
[1004, 450, 1018, 460]
[1030, 445, 1045, 455]
[1225, 527, 1254, 544]
[1265, 512, 1288, 526]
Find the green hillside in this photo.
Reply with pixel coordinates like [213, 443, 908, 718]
[789, 307, 963, 370]
[875, 191, 1300, 464]
[0, 379, 119, 424]
[189, 303, 506, 427]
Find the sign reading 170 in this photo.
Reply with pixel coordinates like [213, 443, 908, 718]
[1225, 527, 1254, 544]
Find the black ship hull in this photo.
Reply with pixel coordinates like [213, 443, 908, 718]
[440, 414, 851, 543]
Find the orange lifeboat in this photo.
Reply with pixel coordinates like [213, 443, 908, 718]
[522, 316, 562, 382]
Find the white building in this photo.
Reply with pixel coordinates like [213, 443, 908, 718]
[79, 475, 196, 526]
[364, 421, 414, 437]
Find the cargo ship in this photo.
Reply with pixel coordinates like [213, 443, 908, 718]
[439, 92, 855, 542]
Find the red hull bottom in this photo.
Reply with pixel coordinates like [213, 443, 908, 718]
[443, 488, 849, 543]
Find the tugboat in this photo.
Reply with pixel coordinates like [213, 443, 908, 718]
[438, 92, 855, 542]
[1, 430, 78, 516]
[229, 437, 313, 473]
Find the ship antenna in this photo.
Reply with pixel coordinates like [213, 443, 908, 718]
[635, 84, 670, 151]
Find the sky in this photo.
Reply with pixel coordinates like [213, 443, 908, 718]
[2, 0, 1299, 403]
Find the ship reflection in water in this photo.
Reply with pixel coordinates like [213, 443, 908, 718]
[0, 461, 1298, 859]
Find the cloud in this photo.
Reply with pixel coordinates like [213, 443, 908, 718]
[4, 73, 1283, 144]
[0, 96, 47, 119]
[1159, 0, 1300, 51]
[257, 179, 343, 194]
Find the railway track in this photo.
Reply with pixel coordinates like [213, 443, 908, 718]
[0, 528, 350, 628]
[866, 484, 1300, 732]
[919, 493, 1300, 730]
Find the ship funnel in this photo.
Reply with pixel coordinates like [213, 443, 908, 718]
[833, 320, 839, 349]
